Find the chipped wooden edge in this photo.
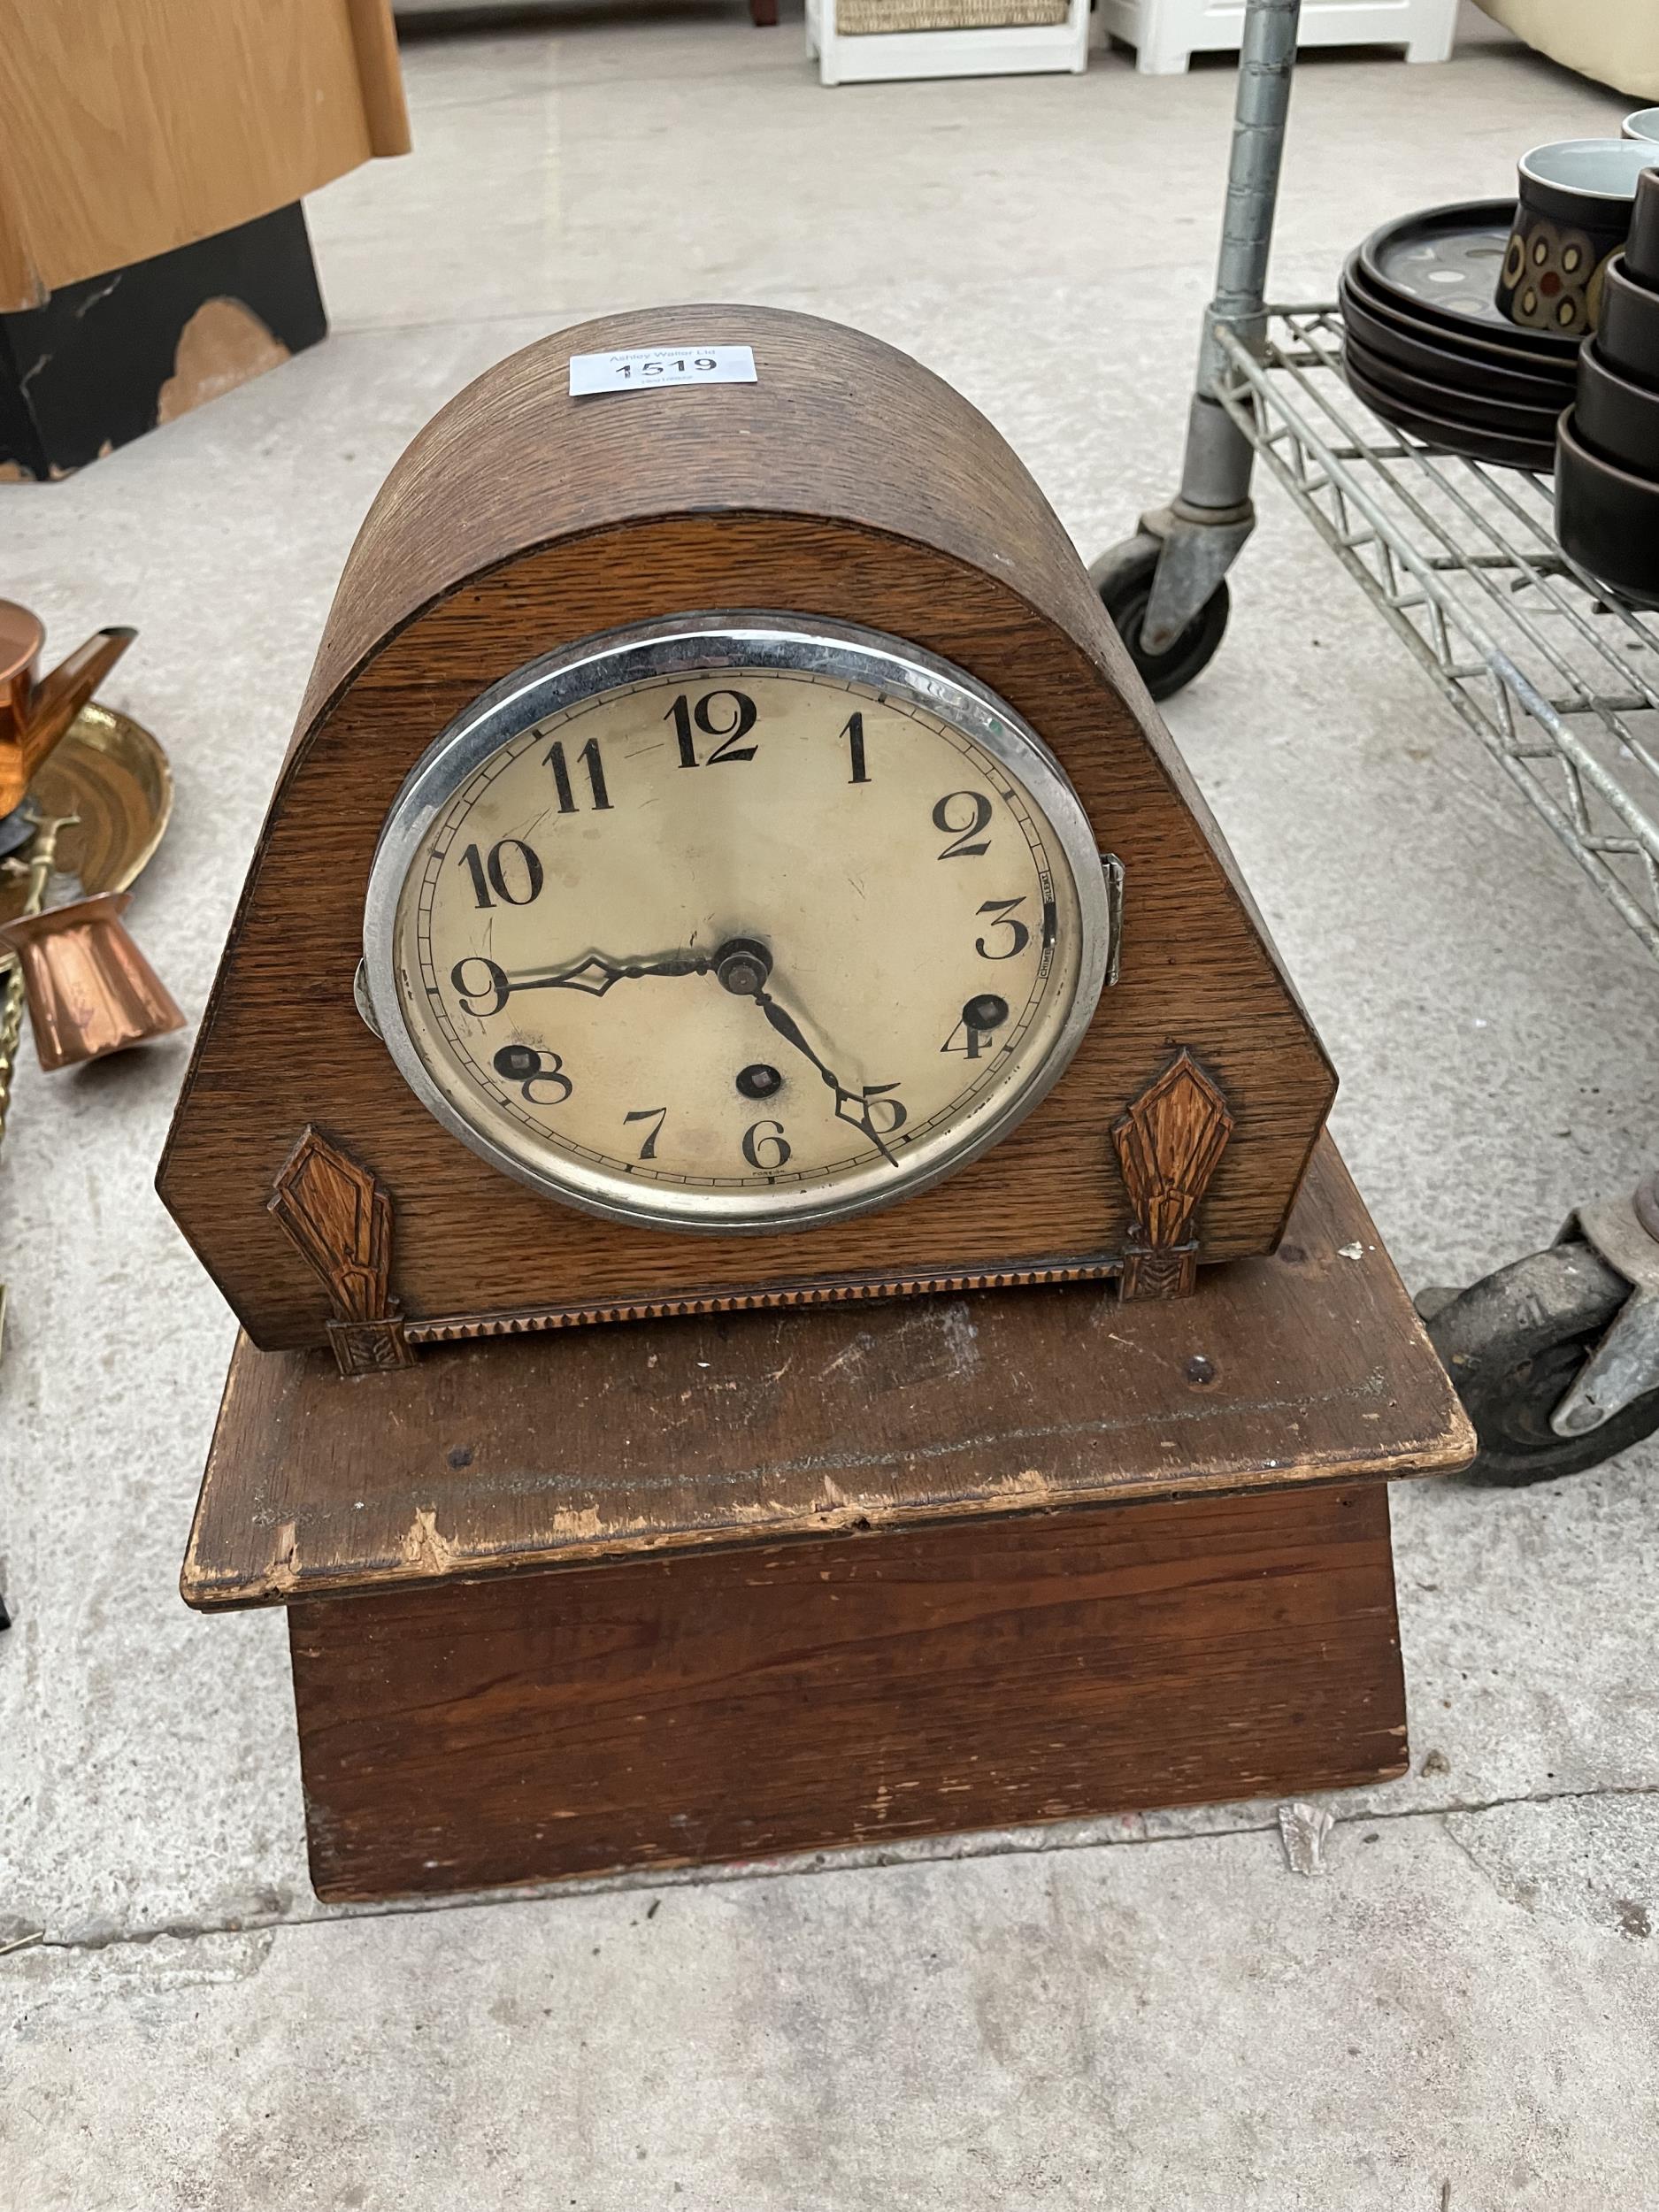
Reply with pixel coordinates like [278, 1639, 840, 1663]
[180, 1140, 1479, 1612]
[180, 1393, 1477, 1612]
[180, 1344, 254, 1608]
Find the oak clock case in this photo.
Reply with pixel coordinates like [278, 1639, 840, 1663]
[363, 618, 1112, 1236]
[156, 303, 1337, 1360]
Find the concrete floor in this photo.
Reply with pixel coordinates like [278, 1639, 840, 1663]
[4, 4, 1657, 2204]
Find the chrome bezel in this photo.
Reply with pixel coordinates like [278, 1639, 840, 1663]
[363, 613, 1111, 1233]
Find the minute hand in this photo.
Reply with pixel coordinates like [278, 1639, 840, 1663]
[745, 981, 899, 1169]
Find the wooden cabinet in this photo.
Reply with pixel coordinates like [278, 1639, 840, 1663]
[0, 0, 409, 312]
[1102, 0, 1456, 73]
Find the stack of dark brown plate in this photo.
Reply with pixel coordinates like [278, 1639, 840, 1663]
[1557, 169, 1659, 610]
[1340, 201, 1577, 471]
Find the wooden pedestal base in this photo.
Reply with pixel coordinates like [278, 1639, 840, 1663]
[292, 1482, 1403, 1901]
[184, 1140, 1472, 1902]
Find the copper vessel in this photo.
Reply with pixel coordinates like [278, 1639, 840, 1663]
[0, 891, 184, 1069]
[0, 599, 136, 817]
[0, 703, 173, 926]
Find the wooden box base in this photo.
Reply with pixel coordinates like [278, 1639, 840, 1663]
[183, 1139, 1471, 1901]
[292, 1481, 1405, 1901]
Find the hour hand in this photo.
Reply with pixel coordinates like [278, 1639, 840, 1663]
[504, 948, 713, 997]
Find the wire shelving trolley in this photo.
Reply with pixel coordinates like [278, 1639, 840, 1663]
[1094, 0, 1659, 1482]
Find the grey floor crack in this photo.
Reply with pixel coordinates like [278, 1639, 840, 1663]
[14, 1776, 1659, 1961]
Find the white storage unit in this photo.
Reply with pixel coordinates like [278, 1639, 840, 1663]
[807, 0, 1089, 84]
[1102, 0, 1456, 73]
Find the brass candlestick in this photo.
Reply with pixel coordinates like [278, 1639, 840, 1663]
[0, 813, 75, 1357]
[0, 812, 74, 1140]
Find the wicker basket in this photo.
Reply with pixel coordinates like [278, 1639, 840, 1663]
[839, 0, 1068, 31]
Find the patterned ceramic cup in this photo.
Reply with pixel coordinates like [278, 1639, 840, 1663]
[1498, 140, 1659, 336]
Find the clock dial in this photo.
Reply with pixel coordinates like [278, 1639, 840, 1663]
[365, 620, 1110, 1231]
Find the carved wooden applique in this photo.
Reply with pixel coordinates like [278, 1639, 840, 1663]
[1112, 1052, 1234, 1302]
[268, 1127, 413, 1377]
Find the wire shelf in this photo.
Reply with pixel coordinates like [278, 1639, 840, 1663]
[1214, 306, 1659, 959]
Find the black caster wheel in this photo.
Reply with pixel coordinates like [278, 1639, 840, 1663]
[1089, 534, 1231, 702]
[1420, 1243, 1659, 1486]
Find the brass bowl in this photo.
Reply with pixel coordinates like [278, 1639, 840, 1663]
[0, 703, 173, 925]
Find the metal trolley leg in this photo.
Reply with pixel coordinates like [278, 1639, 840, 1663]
[1089, 1, 1659, 1483]
[1090, 0, 1302, 698]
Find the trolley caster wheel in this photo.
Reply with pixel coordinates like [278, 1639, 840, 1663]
[1420, 1243, 1659, 1486]
[1090, 534, 1230, 702]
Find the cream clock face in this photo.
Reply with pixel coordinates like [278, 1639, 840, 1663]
[364, 618, 1111, 1233]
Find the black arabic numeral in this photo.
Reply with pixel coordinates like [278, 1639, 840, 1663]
[667, 689, 758, 767]
[547, 741, 573, 810]
[667, 693, 697, 769]
[860, 1081, 908, 1134]
[458, 838, 543, 909]
[974, 896, 1030, 959]
[523, 1052, 572, 1105]
[450, 956, 510, 1017]
[545, 734, 611, 812]
[941, 1020, 988, 1060]
[741, 1118, 791, 1171]
[697, 690, 757, 764]
[933, 790, 993, 859]
[492, 1042, 572, 1105]
[843, 710, 869, 785]
[459, 841, 491, 908]
[624, 1105, 668, 1160]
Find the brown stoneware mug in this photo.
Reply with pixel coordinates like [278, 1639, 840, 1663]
[1556, 408, 1659, 611]
[1576, 338, 1659, 475]
[1597, 257, 1659, 389]
[0, 890, 184, 1069]
[1498, 140, 1659, 336]
[1626, 165, 1659, 290]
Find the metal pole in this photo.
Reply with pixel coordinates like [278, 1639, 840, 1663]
[1140, 0, 1302, 650]
[1197, 0, 1302, 404]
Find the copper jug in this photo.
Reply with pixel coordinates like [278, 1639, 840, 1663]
[0, 892, 184, 1069]
[0, 600, 136, 818]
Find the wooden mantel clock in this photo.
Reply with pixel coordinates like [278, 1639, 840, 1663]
[158, 303, 1335, 1367]
[163, 307, 1466, 1907]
